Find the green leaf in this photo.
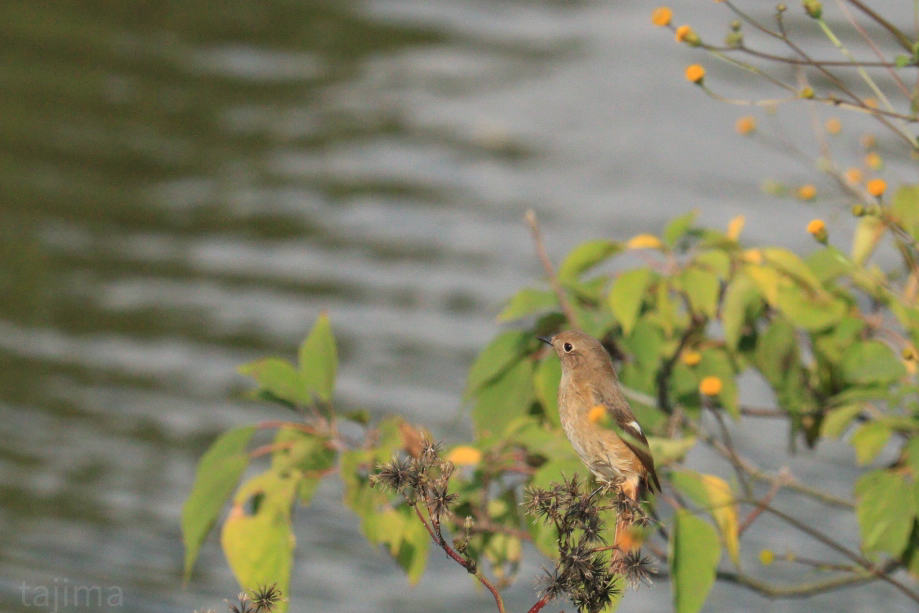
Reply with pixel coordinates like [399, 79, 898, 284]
[761, 248, 824, 292]
[856, 469, 917, 557]
[895, 54, 912, 68]
[298, 312, 338, 402]
[664, 210, 698, 247]
[694, 248, 731, 280]
[648, 436, 696, 465]
[679, 265, 720, 319]
[534, 355, 562, 427]
[891, 185, 919, 241]
[670, 509, 720, 613]
[669, 472, 738, 565]
[558, 239, 622, 280]
[754, 318, 798, 389]
[773, 283, 847, 332]
[806, 246, 852, 283]
[627, 317, 663, 371]
[699, 349, 739, 418]
[721, 274, 761, 348]
[840, 340, 906, 386]
[472, 358, 535, 437]
[465, 330, 530, 398]
[270, 428, 337, 477]
[852, 422, 892, 465]
[497, 288, 558, 322]
[851, 215, 886, 266]
[609, 268, 654, 336]
[393, 505, 431, 584]
[238, 358, 302, 406]
[820, 404, 863, 439]
[182, 426, 256, 581]
[221, 471, 298, 611]
[907, 436, 919, 476]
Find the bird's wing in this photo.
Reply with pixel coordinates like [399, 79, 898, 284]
[591, 384, 662, 493]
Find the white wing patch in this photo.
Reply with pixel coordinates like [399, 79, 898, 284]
[626, 420, 643, 436]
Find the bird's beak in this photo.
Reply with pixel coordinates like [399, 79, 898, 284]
[538, 336, 553, 346]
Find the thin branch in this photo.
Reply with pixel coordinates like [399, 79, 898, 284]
[738, 467, 790, 534]
[526, 593, 553, 613]
[412, 504, 507, 613]
[847, 0, 915, 51]
[525, 210, 579, 328]
[709, 406, 753, 498]
[756, 503, 919, 605]
[716, 564, 894, 599]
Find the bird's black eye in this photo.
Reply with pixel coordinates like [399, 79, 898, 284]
[563, 342, 573, 353]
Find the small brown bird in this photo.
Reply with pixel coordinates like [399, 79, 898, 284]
[541, 330, 661, 557]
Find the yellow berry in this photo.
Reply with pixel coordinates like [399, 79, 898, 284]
[682, 350, 702, 366]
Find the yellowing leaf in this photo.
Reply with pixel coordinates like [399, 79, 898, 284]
[726, 215, 746, 240]
[851, 215, 886, 266]
[698, 474, 740, 565]
[670, 471, 739, 566]
[626, 233, 664, 250]
[221, 471, 298, 611]
[745, 264, 782, 305]
[446, 446, 482, 466]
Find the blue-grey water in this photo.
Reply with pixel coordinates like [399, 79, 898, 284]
[2, 1, 915, 612]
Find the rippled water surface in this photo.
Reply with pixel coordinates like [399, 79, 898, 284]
[2, 1, 915, 612]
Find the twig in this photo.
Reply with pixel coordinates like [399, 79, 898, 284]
[526, 593, 553, 613]
[525, 210, 579, 328]
[412, 504, 507, 613]
[709, 406, 753, 498]
[716, 564, 896, 599]
[738, 468, 790, 534]
[756, 502, 919, 605]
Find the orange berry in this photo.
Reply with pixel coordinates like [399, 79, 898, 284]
[675, 25, 699, 45]
[844, 167, 863, 184]
[588, 405, 607, 424]
[699, 376, 723, 396]
[824, 118, 841, 134]
[796, 184, 817, 200]
[867, 179, 886, 197]
[651, 7, 673, 26]
[807, 219, 828, 243]
[807, 219, 825, 235]
[682, 350, 702, 366]
[735, 116, 756, 135]
[685, 64, 706, 83]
